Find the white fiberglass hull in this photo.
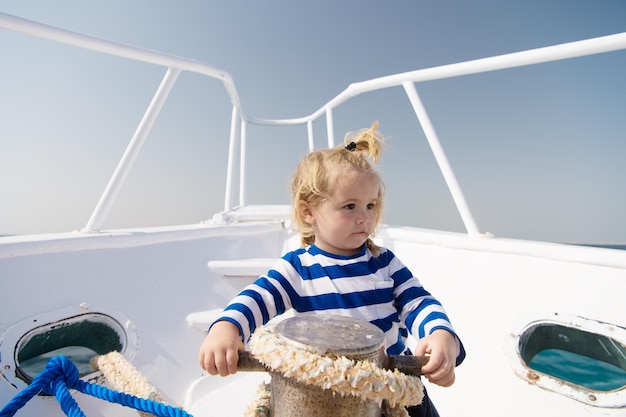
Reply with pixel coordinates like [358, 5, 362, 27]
[1, 220, 625, 416]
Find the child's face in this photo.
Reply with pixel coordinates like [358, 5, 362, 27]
[304, 170, 380, 256]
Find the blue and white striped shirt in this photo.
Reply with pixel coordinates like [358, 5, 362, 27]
[216, 243, 463, 358]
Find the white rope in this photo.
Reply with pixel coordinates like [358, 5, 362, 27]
[244, 382, 271, 417]
[94, 351, 165, 417]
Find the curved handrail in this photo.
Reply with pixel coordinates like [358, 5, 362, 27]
[0, 12, 248, 232]
[249, 32, 626, 127]
[0, 12, 243, 116]
[2, 12, 626, 235]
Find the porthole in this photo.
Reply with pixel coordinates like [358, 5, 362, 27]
[508, 313, 626, 408]
[519, 323, 626, 392]
[0, 304, 139, 392]
[15, 313, 126, 383]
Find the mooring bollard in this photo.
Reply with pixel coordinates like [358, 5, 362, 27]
[271, 315, 385, 417]
[238, 315, 428, 417]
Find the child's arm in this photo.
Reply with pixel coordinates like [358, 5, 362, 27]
[198, 320, 245, 376]
[413, 328, 460, 387]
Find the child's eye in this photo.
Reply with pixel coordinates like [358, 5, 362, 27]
[344, 204, 355, 210]
[367, 203, 376, 210]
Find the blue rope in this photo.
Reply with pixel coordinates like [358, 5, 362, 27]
[0, 356, 193, 417]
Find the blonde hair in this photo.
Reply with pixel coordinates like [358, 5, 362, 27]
[291, 121, 386, 253]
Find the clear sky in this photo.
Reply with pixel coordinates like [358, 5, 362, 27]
[1, 1, 625, 244]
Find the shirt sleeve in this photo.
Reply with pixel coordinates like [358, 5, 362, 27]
[389, 250, 466, 366]
[211, 256, 297, 342]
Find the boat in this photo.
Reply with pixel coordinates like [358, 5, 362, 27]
[1, 11, 626, 417]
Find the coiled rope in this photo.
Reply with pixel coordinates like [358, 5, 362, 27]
[0, 355, 192, 417]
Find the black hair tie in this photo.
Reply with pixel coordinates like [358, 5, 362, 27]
[345, 141, 357, 151]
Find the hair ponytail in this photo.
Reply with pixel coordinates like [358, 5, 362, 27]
[342, 121, 385, 165]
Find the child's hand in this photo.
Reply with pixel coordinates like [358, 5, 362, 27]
[198, 320, 245, 376]
[414, 329, 459, 387]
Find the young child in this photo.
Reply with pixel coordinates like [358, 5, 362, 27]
[198, 122, 465, 416]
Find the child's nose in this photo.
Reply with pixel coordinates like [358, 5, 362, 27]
[356, 208, 370, 224]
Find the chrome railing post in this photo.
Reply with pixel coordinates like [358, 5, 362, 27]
[325, 108, 335, 148]
[403, 81, 480, 236]
[83, 67, 181, 232]
[307, 120, 315, 152]
[224, 107, 240, 212]
[239, 120, 247, 207]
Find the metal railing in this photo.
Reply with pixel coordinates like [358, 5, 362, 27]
[2, 12, 626, 235]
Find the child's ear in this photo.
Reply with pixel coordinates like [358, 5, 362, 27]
[299, 201, 315, 224]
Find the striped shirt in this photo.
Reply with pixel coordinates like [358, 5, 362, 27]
[216, 243, 464, 359]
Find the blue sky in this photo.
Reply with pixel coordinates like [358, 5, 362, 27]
[1, 1, 625, 243]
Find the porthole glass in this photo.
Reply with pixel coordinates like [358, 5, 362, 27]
[518, 322, 626, 391]
[15, 313, 126, 383]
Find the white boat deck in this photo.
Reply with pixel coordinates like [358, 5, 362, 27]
[1, 11, 626, 417]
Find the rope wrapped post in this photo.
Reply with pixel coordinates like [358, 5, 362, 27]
[243, 315, 425, 417]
